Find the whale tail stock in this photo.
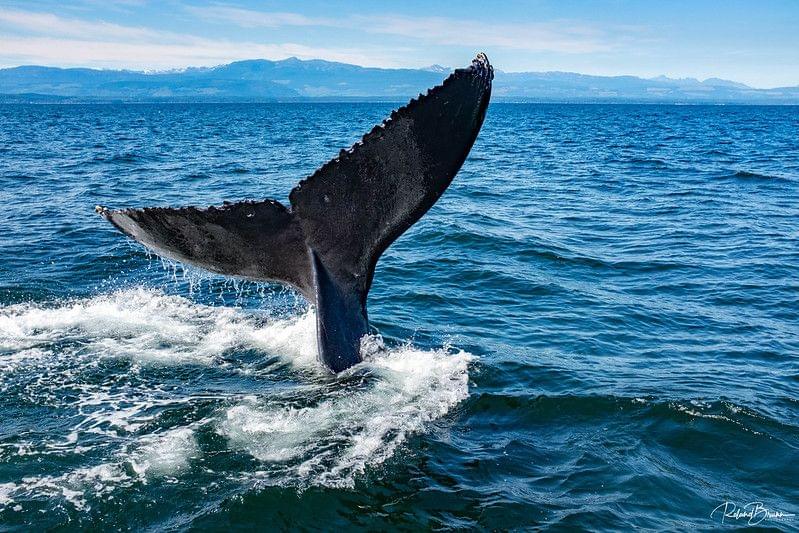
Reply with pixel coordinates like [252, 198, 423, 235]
[97, 54, 493, 373]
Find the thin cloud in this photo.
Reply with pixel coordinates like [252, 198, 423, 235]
[188, 5, 626, 54]
[356, 15, 615, 54]
[0, 35, 398, 70]
[0, 9, 166, 41]
[186, 5, 335, 29]
[0, 6, 639, 71]
[0, 9, 406, 70]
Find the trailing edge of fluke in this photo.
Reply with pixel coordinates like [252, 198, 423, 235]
[97, 53, 493, 373]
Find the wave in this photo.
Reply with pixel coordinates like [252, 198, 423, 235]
[466, 392, 795, 435]
[92, 152, 143, 164]
[517, 247, 692, 273]
[725, 170, 794, 182]
[0, 288, 474, 510]
[626, 156, 672, 168]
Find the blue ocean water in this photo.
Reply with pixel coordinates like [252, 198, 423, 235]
[0, 103, 797, 530]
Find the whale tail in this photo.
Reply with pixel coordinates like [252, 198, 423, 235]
[98, 53, 493, 373]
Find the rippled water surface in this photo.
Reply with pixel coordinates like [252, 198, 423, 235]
[0, 103, 798, 530]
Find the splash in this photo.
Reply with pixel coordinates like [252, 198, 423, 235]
[0, 288, 473, 510]
[0, 287, 315, 366]
[220, 343, 472, 488]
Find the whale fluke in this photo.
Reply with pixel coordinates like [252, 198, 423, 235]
[98, 53, 493, 373]
[97, 200, 314, 299]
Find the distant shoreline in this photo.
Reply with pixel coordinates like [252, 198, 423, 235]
[1, 97, 798, 106]
[3, 58, 798, 105]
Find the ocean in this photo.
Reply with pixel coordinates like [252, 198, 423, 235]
[0, 103, 797, 530]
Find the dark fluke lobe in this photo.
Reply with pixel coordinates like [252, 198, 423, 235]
[98, 53, 493, 373]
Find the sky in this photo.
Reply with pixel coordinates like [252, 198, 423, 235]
[0, 1, 797, 88]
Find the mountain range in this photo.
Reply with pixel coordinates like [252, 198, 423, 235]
[1, 57, 798, 104]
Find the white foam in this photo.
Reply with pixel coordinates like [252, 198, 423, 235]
[0, 463, 130, 512]
[0, 288, 320, 368]
[247, 311, 319, 369]
[130, 427, 198, 478]
[0, 287, 475, 507]
[0, 427, 200, 512]
[220, 344, 473, 488]
[0, 288, 215, 365]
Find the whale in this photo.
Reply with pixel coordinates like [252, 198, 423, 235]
[97, 53, 493, 373]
